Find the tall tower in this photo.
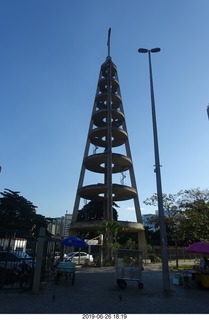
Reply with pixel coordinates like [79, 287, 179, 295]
[70, 30, 146, 249]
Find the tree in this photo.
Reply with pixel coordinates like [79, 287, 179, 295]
[144, 193, 179, 217]
[99, 220, 125, 263]
[99, 220, 125, 247]
[0, 189, 47, 236]
[177, 188, 209, 207]
[77, 200, 119, 222]
[144, 193, 179, 246]
[144, 188, 209, 246]
[177, 188, 209, 244]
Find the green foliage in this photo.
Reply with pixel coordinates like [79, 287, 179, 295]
[124, 238, 137, 250]
[99, 220, 124, 240]
[176, 188, 209, 244]
[144, 193, 178, 216]
[77, 200, 118, 222]
[143, 188, 209, 247]
[116, 232, 138, 248]
[144, 225, 161, 245]
[0, 189, 47, 236]
[179, 200, 209, 244]
[170, 264, 194, 271]
[148, 253, 161, 263]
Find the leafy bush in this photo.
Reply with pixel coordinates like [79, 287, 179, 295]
[148, 253, 161, 263]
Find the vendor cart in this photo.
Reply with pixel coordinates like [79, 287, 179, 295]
[195, 272, 209, 289]
[55, 261, 76, 285]
[185, 242, 209, 289]
[181, 269, 209, 289]
[115, 249, 143, 289]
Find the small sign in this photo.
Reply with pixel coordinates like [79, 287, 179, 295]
[85, 240, 98, 245]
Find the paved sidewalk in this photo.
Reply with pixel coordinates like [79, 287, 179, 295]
[0, 263, 209, 314]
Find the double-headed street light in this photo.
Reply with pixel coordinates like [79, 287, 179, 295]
[138, 47, 170, 292]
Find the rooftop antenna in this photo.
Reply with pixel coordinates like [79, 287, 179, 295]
[107, 27, 111, 57]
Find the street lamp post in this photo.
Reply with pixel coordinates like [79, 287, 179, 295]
[138, 47, 170, 292]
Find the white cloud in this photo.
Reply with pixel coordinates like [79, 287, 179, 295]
[126, 206, 135, 211]
[122, 206, 146, 212]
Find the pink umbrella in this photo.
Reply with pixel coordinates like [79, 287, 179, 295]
[186, 242, 209, 255]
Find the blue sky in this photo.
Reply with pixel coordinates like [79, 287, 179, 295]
[1, 0, 209, 222]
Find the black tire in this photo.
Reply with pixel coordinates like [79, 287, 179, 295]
[117, 279, 127, 289]
[138, 282, 143, 289]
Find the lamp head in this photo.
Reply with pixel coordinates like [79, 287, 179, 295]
[138, 48, 148, 53]
[138, 47, 161, 54]
[150, 48, 161, 53]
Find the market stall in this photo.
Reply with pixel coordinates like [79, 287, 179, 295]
[186, 241, 209, 289]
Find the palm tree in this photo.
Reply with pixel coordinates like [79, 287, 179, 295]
[99, 220, 126, 263]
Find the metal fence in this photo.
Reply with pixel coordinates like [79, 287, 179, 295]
[0, 229, 59, 290]
[150, 245, 201, 262]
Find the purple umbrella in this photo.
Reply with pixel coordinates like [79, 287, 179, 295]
[186, 242, 209, 255]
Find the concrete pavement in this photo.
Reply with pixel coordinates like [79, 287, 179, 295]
[0, 263, 209, 314]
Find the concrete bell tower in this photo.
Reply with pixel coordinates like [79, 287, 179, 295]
[70, 29, 146, 250]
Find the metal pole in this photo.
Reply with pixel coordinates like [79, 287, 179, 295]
[106, 29, 113, 261]
[147, 50, 170, 292]
[32, 227, 46, 293]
